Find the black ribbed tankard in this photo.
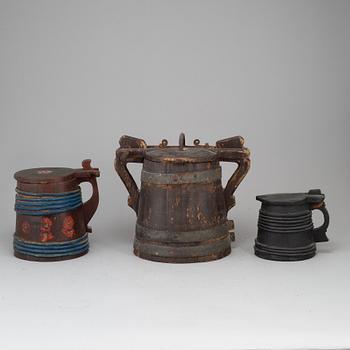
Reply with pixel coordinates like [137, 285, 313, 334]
[254, 189, 329, 261]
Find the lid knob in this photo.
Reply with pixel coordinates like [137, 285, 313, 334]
[179, 132, 185, 150]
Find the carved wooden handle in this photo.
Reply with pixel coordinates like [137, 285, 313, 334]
[74, 159, 100, 232]
[311, 204, 329, 242]
[307, 190, 329, 242]
[216, 136, 250, 212]
[115, 136, 146, 214]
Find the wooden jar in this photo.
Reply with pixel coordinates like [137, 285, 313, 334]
[115, 133, 250, 263]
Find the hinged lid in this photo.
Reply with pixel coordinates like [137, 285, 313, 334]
[145, 133, 217, 163]
[14, 167, 76, 184]
[256, 189, 325, 206]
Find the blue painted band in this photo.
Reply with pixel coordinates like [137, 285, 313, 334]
[14, 234, 89, 258]
[15, 188, 83, 216]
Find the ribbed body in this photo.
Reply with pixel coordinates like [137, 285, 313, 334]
[14, 233, 89, 260]
[255, 204, 316, 261]
[135, 160, 231, 263]
[14, 188, 89, 261]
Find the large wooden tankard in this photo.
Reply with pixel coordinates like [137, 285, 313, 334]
[115, 133, 250, 263]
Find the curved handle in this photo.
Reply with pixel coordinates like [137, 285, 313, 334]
[115, 136, 146, 214]
[216, 136, 250, 212]
[311, 203, 330, 242]
[74, 159, 100, 233]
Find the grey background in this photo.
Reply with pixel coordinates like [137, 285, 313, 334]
[1, 1, 350, 349]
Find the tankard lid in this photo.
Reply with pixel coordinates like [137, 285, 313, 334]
[145, 147, 217, 163]
[144, 132, 217, 163]
[256, 189, 325, 206]
[14, 167, 76, 184]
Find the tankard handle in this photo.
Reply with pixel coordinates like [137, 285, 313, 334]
[311, 202, 330, 242]
[216, 136, 250, 212]
[115, 136, 147, 214]
[74, 159, 100, 233]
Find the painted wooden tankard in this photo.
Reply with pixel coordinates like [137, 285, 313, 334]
[115, 133, 250, 263]
[13, 159, 100, 261]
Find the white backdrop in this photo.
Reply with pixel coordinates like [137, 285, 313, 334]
[1, 1, 350, 349]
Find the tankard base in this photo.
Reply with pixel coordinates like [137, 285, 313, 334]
[14, 250, 88, 262]
[254, 240, 316, 261]
[134, 236, 232, 263]
[134, 246, 231, 263]
[13, 233, 90, 262]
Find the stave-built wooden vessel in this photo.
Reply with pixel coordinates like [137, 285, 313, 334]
[115, 133, 250, 263]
